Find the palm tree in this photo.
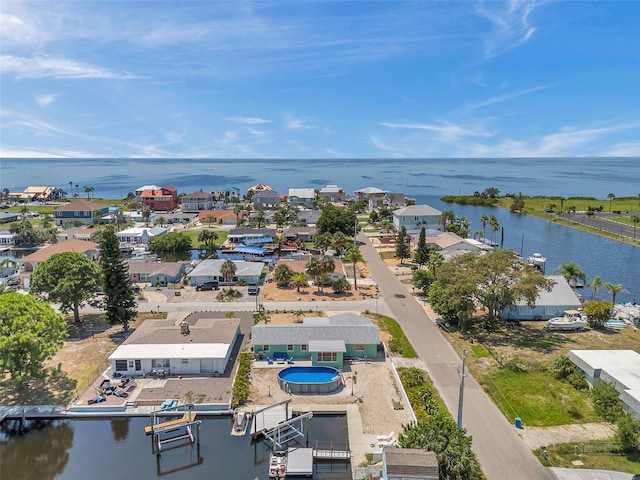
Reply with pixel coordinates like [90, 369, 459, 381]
[305, 256, 334, 292]
[344, 243, 363, 290]
[255, 208, 266, 229]
[440, 210, 455, 231]
[93, 209, 103, 225]
[272, 264, 293, 287]
[555, 262, 586, 288]
[605, 282, 624, 305]
[587, 274, 604, 300]
[607, 192, 616, 212]
[197, 229, 218, 248]
[489, 215, 500, 245]
[332, 232, 347, 256]
[290, 273, 308, 293]
[40, 215, 53, 229]
[220, 259, 237, 287]
[112, 209, 127, 230]
[84, 186, 94, 199]
[233, 204, 241, 227]
[141, 206, 152, 226]
[631, 215, 640, 242]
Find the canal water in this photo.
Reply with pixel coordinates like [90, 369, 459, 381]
[420, 195, 640, 304]
[1, 415, 351, 480]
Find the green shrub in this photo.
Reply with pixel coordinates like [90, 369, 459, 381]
[592, 381, 624, 423]
[616, 414, 640, 452]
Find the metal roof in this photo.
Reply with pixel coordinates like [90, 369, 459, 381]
[234, 245, 267, 255]
[108, 343, 231, 360]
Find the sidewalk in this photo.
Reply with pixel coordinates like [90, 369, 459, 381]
[519, 423, 616, 450]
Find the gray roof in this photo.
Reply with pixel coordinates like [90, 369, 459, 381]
[308, 340, 346, 352]
[394, 205, 442, 216]
[251, 322, 379, 346]
[355, 187, 387, 194]
[188, 259, 264, 278]
[304, 312, 375, 326]
[124, 318, 240, 346]
[228, 227, 277, 237]
[514, 275, 581, 307]
[384, 447, 439, 478]
[126, 261, 185, 276]
[253, 190, 280, 198]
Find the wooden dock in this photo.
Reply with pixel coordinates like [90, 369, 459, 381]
[144, 411, 197, 435]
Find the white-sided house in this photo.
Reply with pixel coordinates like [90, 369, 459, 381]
[108, 317, 240, 376]
[422, 232, 481, 260]
[288, 188, 316, 207]
[181, 190, 213, 212]
[317, 184, 346, 203]
[188, 259, 264, 286]
[354, 187, 405, 209]
[393, 205, 442, 233]
[116, 226, 167, 245]
[568, 350, 640, 418]
[503, 275, 581, 321]
[127, 261, 187, 286]
[252, 190, 281, 209]
[0, 230, 15, 246]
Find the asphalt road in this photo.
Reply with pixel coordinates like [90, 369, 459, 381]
[358, 233, 554, 480]
[557, 212, 639, 241]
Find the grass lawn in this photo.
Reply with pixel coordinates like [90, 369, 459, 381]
[534, 441, 640, 474]
[369, 313, 417, 358]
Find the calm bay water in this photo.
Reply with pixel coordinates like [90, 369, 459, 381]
[1, 416, 351, 480]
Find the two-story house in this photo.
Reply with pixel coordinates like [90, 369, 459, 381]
[53, 200, 110, 226]
[252, 190, 281, 209]
[317, 184, 346, 203]
[288, 188, 316, 207]
[140, 186, 178, 212]
[393, 205, 442, 233]
[181, 190, 213, 212]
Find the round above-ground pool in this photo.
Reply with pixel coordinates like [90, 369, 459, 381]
[278, 366, 342, 394]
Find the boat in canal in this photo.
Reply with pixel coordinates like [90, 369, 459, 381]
[526, 252, 547, 271]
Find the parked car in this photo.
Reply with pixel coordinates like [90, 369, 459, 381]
[196, 281, 219, 291]
[248, 286, 259, 295]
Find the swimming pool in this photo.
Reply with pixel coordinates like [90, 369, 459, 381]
[604, 319, 629, 329]
[277, 366, 342, 394]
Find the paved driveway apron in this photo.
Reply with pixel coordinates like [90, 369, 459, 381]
[359, 233, 554, 480]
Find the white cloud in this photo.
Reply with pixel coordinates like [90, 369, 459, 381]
[284, 115, 314, 130]
[603, 143, 640, 157]
[326, 148, 347, 157]
[163, 131, 183, 144]
[35, 93, 61, 107]
[0, 55, 138, 80]
[460, 85, 552, 112]
[229, 116, 271, 125]
[379, 120, 492, 139]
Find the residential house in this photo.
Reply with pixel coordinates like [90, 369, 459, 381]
[423, 231, 483, 260]
[296, 209, 322, 225]
[0, 212, 20, 224]
[53, 200, 110, 226]
[188, 259, 264, 286]
[227, 227, 276, 245]
[248, 183, 275, 193]
[108, 317, 240, 377]
[19, 238, 99, 290]
[252, 190, 281, 209]
[288, 188, 316, 207]
[393, 205, 442, 233]
[140, 186, 178, 211]
[116, 226, 168, 245]
[568, 350, 640, 418]
[212, 186, 240, 202]
[197, 210, 242, 226]
[127, 261, 187, 286]
[318, 184, 346, 203]
[15, 186, 57, 202]
[56, 227, 94, 242]
[283, 226, 317, 243]
[274, 257, 345, 283]
[354, 187, 405, 209]
[0, 230, 15, 246]
[181, 190, 213, 212]
[382, 447, 439, 480]
[135, 185, 162, 199]
[502, 275, 581, 321]
[251, 313, 380, 367]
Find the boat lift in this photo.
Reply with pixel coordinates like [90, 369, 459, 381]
[145, 403, 201, 455]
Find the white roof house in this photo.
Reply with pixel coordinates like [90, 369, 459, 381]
[318, 184, 346, 202]
[116, 226, 167, 244]
[568, 350, 640, 417]
[288, 188, 316, 206]
[108, 318, 240, 376]
[188, 259, 264, 285]
[135, 185, 162, 197]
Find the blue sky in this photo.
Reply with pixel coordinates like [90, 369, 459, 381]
[1, 1, 639, 159]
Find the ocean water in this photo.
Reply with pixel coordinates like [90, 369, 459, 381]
[2, 157, 639, 199]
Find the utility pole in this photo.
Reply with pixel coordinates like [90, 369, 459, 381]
[457, 349, 466, 430]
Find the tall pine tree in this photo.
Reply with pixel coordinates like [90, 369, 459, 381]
[414, 227, 429, 266]
[100, 226, 137, 330]
[395, 225, 410, 264]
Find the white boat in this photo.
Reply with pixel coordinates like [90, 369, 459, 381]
[547, 310, 588, 331]
[233, 411, 247, 432]
[527, 253, 547, 270]
[268, 451, 287, 478]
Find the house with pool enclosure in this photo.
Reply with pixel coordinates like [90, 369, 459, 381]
[251, 313, 380, 368]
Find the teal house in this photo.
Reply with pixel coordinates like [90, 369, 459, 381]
[251, 313, 380, 368]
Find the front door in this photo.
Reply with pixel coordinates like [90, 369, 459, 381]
[200, 359, 214, 374]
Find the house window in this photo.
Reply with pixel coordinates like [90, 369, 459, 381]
[115, 360, 127, 371]
[354, 344, 364, 351]
[152, 359, 170, 369]
[317, 352, 337, 362]
[135, 360, 141, 371]
[287, 345, 294, 351]
[181, 359, 189, 364]
[128, 360, 134, 369]
[263, 345, 270, 352]
[301, 345, 307, 352]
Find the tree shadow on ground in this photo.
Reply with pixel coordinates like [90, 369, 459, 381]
[0, 369, 77, 406]
[65, 313, 111, 341]
[469, 320, 571, 354]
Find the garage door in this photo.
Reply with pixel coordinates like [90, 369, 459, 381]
[200, 359, 214, 374]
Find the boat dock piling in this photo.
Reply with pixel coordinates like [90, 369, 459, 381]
[145, 403, 201, 455]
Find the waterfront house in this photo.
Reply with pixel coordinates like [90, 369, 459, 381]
[108, 317, 240, 376]
[568, 350, 640, 418]
[135, 185, 161, 199]
[140, 186, 178, 212]
[181, 190, 213, 212]
[318, 184, 346, 203]
[0, 212, 20, 224]
[197, 209, 242, 226]
[55, 227, 94, 242]
[53, 200, 110, 226]
[13, 186, 58, 202]
[188, 259, 264, 286]
[0, 230, 15, 246]
[252, 190, 281, 209]
[283, 226, 317, 243]
[354, 187, 405, 209]
[392, 205, 442, 233]
[19, 238, 99, 290]
[422, 231, 483, 259]
[502, 275, 580, 321]
[227, 227, 276, 245]
[127, 261, 187, 286]
[116, 226, 168, 245]
[288, 188, 316, 207]
[382, 447, 439, 480]
[251, 313, 379, 367]
[212, 186, 240, 202]
[248, 183, 275, 193]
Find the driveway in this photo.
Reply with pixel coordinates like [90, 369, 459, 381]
[358, 233, 555, 480]
[551, 468, 636, 480]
